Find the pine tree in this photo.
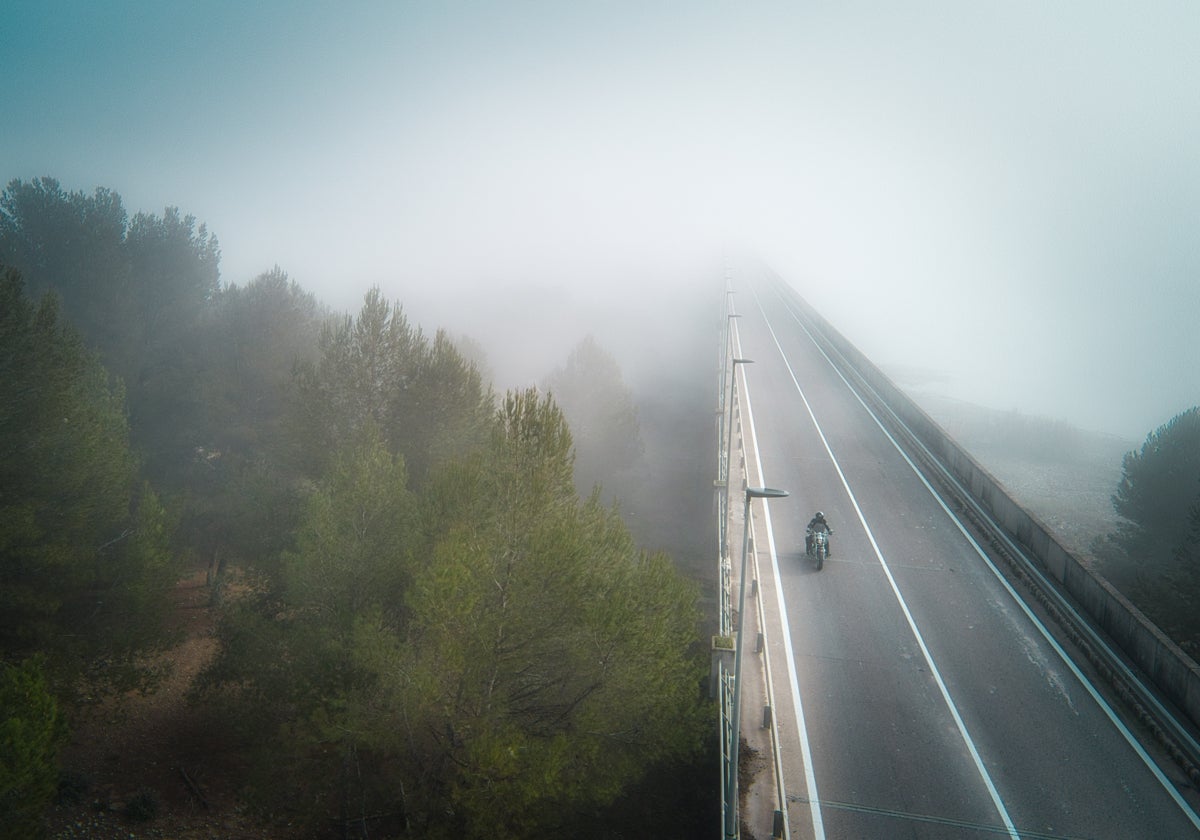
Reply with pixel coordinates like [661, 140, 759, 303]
[0, 657, 67, 839]
[1112, 407, 1200, 565]
[0, 268, 175, 690]
[371, 388, 704, 838]
[543, 335, 644, 494]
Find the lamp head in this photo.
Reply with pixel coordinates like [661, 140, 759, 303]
[746, 487, 788, 500]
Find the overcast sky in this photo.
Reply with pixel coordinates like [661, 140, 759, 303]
[4, 1, 1198, 438]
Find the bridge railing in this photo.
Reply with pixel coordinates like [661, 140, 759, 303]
[768, 272, 1200, 787]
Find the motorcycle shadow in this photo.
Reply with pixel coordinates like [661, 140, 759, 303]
[797, 551, 827, 573]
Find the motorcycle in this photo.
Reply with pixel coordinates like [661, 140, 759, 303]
[806, 527, 831, 571]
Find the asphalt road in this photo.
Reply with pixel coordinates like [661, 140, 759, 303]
[731, 272, 1200, 839]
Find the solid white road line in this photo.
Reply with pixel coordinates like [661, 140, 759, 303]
[772, 294, 1200, 833]
[752, 288, 1021, 839]
[732, 320, 826, 840]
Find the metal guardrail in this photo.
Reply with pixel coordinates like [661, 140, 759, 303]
[745, 514, 792, 840]
[767, 273, 1200, 789]
[716, 277, 789, 839]
[719, 268, 1200, 838]
[718, 659, 736, 837]
[717, 281, 735, 837]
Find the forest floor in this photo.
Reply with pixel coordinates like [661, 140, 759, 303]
[45, 566, 277, 840]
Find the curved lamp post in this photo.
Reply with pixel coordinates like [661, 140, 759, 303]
[725, 485, 788, 840]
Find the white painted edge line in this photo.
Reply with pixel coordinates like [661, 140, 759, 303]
[729, 314, 796, 840]
[772, 295, 1200, 832]
[745, 510, 792, 840]
[734, 321, 826, 840]
[751, 284, 1019, 839]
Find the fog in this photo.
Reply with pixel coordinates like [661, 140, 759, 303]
[6, 1, 1198, 438]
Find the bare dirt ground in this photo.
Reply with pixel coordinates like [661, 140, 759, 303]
[45, 567, 276, 840]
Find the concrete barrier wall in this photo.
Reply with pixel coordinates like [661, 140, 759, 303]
[775, 282, 1200, 734]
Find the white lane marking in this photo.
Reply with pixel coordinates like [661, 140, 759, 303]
[734, 321, 826, 840]
[751, 288, 1021, 839]
[771, 294, 1200, 832]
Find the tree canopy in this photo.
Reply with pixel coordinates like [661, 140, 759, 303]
[0, 657, 66, 839]
[542, 335, 643, 495]
[292, 287, 493, 486]
[198, 388, 706, 837]
[1112, 406, 1200, 564]
[1, 180, 711, 837]
[0, 177, 222, 486]
[388, 390, 703, 836]
[0, 268, 175, 690]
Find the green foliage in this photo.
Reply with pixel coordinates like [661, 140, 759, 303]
[198, 267, 327, 454]
[174, 268, 330, 582]
[282, 426, 417, 626]
[200, 389, 705, 838]
[293, 287, 492, 486]
[0, 269, 176, 688]
[2, 177, 710, 837]
[0, 658, 68, 839]
[1, 179, 333, 597]
[0, 178, 223, 488]
[1178, 504, 1200, 566]
[367, 388, 705, 837]
[202, 429, 416, 686]
[1112, 406, 1200, 564]
[117, 208, 220, 484]
[194, 430, 419, 827]
[0, 177, 129, 349]
[543, 335, 644, 494]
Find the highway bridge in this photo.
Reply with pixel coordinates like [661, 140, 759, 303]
[717, 267, 1200, 839]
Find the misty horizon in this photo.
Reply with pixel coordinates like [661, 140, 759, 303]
[5, 2, 1197, 439]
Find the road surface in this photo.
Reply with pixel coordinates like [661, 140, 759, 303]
[731, 271, 1200, 839]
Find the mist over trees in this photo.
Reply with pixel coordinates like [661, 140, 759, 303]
[0, 178, 713, 838]
[291, 288, 493, 487]
[1099, 406, 1200, 652]
[0, 269, 176, 690]
[1111, 407, 1200, 562]
[0, 267, 179, 834]
[0, 178, 221, 484]
[543, 335, 644, 496]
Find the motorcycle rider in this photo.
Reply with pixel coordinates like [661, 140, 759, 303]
[806, 511, 832, 557]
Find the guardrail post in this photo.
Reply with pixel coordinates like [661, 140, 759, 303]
[710, 635, 734, 700]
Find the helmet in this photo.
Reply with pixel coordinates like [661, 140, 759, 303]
[815, 511, 825, 519]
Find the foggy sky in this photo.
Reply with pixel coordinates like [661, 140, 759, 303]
[4, 1, 1198, 438]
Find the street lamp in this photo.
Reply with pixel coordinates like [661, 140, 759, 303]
[725, 486, 789, 840]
